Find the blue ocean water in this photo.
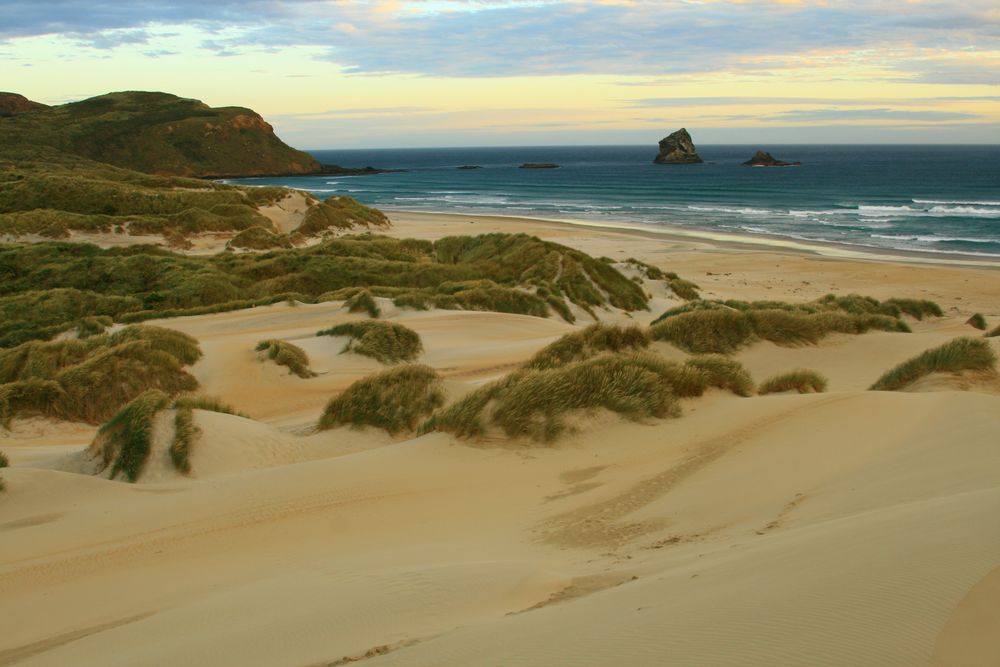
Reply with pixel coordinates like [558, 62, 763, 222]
[227, 145, 1000, 258]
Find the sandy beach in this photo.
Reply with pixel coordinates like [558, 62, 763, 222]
[2, 210, 999, 667]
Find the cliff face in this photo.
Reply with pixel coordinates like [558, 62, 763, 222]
[654, 128, 703, 164]
[0, 91, 320, 178]
[0, 93, 48, 117]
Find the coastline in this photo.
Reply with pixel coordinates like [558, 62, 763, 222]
[384, 208, 1000, 269]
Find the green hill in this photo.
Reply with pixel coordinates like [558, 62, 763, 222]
[0, 91, 320, 178]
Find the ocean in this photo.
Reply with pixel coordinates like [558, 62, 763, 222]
[225, 145, 1000, 258]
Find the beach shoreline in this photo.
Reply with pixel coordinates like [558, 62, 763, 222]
[384, 208, 1000, 268]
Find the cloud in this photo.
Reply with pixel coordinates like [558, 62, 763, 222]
[2, 0, 999, 82]
[730, 108, 982, 122]
[628, 96, 1000, 108]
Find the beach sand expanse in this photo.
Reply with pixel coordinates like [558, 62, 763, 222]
[1, 210, 999, 666]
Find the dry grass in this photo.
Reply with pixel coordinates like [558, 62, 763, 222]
[317, 320, 422, 364]
[424, 352, 753, 443]
[525, 323, 650, 370]
[987, 324, 1000, 338]
[759, 370, 828, 395]
[255, 339, 316, 378]
[344, 289, 380, 318]
[685, 355, 755, 396]
[318, 365, 444, 434]
[869, 337, 997, 391]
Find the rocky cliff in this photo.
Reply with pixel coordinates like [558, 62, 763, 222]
[653, 128, 703, 164]
[0, 91, 320, 178]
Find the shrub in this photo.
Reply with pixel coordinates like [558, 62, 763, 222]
[685, 356, 755, 396]
[89, 390, 171, 482]
[318, 364, 444, 434]
[967, 313, 988, 331]
[759, 370, 828, 395]
[317, 320, 422, 364]
[255, 339, 316, 378]
[525, 323, 650, 370]
[869, 337, 997, 391]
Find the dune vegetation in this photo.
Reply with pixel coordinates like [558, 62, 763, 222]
[255, 339, 316, 378]
[423, 351, 754, 443]
[623, 257, 701, 300]
[649, 294, 925, 354]
[317, 320, 423, 364]
[987, 323, 1000, 338]
[758, 369, 828, 395]
[0, 325, 201, 425]
[526, 323, 650, 370]
[343, 289, 380, 318]
[0, 449, 6, 492]
[967, 313, 988, 330]
[89, 391, 246, 481]
[0, 232, 654, 348]
[318, 364, 445, 434]
[869, 338, 997, 391]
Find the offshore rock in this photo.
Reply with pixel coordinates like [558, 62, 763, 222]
[519, 163, 560, 169]
[653, 128, 703, 164]
[743, 150, 801, 167]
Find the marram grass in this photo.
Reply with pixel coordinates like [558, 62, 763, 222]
[318, 364, 444, 434]
[869, 337, 997, 391]
[758, 370, 828, 395]
[317, 320, 422, 364]
[525, 323, 650, 370]
[344, 289, 380, 318]
[422, 352, 754, 443]
[90, 389, 171, 482]
[967, 313, 988, 331]
[255, 339, 316, 378]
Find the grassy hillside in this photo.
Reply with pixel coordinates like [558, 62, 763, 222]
[0, 91, 319, 177]
[0, 145, 388, 241]
[0, 233, 650, 347]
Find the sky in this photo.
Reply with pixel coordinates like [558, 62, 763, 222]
[2, 0, 999, 148]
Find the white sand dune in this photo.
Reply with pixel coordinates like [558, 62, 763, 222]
[2, 211, 999, 666]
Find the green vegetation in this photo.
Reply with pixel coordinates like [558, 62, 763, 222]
[298, 197, 390, 235]
[759, 370, 828, 395]
[968, 313, 988, 331]
[0, 325, 200, 425]
[318, 365, 444, 434]
[90, 389, 171, 482]
[686, 355, 755, 397]
[166, 396, 244, 475]
[883, 298, 943, 320]
[525, 323, 650, 370]
[255, 339, 316, 378]
[869, 338, 997, 391]
[650, 295, 916, 354]
[423, 352, 753, 443]
[0, 233, 648, 348]
[623, 257, 701, 300]
[317, 320, 423, 364]
[0, 91, 320, 178]
[0, 450, 8, 467]
[228, 226, 292, 250]
[987, 324, 1000, 338]
[344, 289, 381, 318]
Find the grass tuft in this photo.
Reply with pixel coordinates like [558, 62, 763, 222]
[967, 313, 988, 331]
[89, 389, 171, 482]
[255, 339, 316, 378]
[525, 323, 650, 370]
[869, 337, 997, 391]
[318, 364, 444, 434]
[685, 356, 755, 396]
[344, 289, 381, 318]
[987, 323, 1000, 338]
[169, 406, 197, 475]
[317, 320, 422, 364]
[759, 370, 828, 395]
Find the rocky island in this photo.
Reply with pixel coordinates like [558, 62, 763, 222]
[457, 165, 482, 170]
[519, 163, 560, 169]
[743, 150, 801, 167]
[653, 128, 703, 164]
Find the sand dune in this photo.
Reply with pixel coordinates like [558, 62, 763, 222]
[2, 211, 999, 666]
